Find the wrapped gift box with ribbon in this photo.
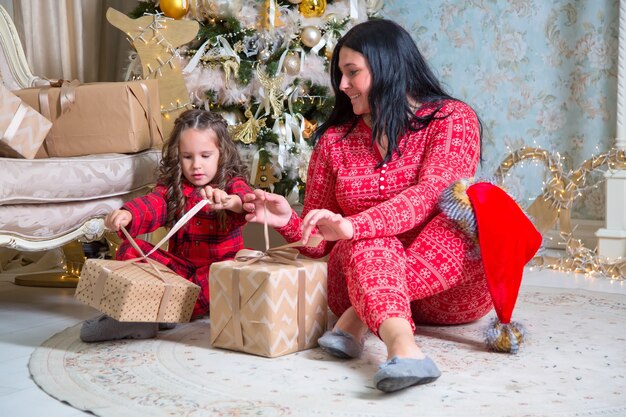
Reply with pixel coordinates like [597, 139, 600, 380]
[0, 84, 52, 158]
[209, 234, 328, 358]
[75, 257, 200, 322]
[75, 200, 209, 323]
[15, 79, 163, 157]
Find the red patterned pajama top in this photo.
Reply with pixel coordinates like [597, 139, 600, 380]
[277, 100, 493, 333]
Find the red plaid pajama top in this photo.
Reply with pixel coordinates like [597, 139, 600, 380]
[115, 177, 252, 317]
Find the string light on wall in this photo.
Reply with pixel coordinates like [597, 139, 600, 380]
[496, 147, 626, 281]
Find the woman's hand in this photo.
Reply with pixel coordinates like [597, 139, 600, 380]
[104, 209, 132, 231]
[301, 209, 353, 245]
[242, 189, 292, 228]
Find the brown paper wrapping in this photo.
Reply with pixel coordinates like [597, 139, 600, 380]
[209, 253, 327, 358]
[15, 79, 163, 157]
[0, 84, 52, 158]
[75, 258, 200, 323]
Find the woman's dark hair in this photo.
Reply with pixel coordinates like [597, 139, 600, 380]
[159, 109, 249, 229]
[314, 19, 481, 165]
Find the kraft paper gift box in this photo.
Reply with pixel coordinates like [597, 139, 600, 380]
[15, 79, 163, 157]
[75, 258, 200, 323]
[0, 84, 52, 158]
[209, 238, 328, 358]
[75, 201, 208, 322]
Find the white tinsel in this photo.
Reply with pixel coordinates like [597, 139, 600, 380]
[299, 53, 333, 89]
[237, 3, 262, 29]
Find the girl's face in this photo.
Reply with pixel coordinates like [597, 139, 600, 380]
[179, 127, 220, 187]
[338, 46, 372, 116]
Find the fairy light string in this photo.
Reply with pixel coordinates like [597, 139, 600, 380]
[496, 147, 626, 281]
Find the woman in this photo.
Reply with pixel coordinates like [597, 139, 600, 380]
[243, 19, 490, 393]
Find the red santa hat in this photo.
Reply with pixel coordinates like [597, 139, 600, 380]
[440, 179, 543, 353]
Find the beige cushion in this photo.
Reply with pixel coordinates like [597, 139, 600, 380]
[0, 149, 160, 205]
[0, 192, 149, 239]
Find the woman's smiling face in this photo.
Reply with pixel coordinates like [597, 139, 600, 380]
[338, 46, 372, 117]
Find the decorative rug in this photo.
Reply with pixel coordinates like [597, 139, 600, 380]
[30, 286, 626, 417]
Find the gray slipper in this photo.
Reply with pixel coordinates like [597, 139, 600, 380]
[158, 323, 177, 331]
[373, 356, 441, 393]
[80, 314, 158, 343]
[318, 329, 364, 359]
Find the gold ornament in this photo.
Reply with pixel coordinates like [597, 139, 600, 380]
[300, 26, 322, 48]
[254, 164, 280, 189]
[259, 0, 285, 30]
[282, 52, 301, 76]
[219, 108, 245, 126]
[205, 0, 242, 19]
[256, 66, 284, 118]
[228, 107, 266, 144]
[221, 58, 239, 88]
[324, 36, 336, 60]
[299, 0, 326, 18]
[159, 0, 189, 19]
[302, 118, 317, 139]
[325, 13, 338, 23]
[257, 49, 272, 63]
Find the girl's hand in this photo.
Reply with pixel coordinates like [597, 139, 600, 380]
[301, 209, 353, 245]
[201, 185, 242, 213]
[104, 209, 132, 231]
[242, 189, 291, 228]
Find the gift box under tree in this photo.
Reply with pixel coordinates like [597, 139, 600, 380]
[209, 236, 328, 358]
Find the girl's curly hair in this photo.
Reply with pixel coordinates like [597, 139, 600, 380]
[158, 109, 249, 229]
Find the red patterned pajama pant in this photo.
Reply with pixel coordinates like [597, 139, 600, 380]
[327, 213, 493, 335]
[115, 239, 211, 318]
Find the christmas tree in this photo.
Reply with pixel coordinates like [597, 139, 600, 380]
[128, 0, 384, 203]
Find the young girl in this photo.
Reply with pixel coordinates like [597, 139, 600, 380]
[81, 109, 252, 342]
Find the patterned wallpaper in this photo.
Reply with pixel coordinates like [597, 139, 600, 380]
[382, 0, 618, 220]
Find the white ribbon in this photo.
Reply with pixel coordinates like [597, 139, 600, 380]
[144, 199, 210, 259]
[256, 85, 271, 117]
[349, 0, 359, 20]
[183, 35, 240, 75]
[284, 112, 305, 147]
[216, 35, 240, 64]
[285, 84, 302, 115]
[272, 118, 288, 169]
[3, 104, 28, 142]
[277, 47, 306, 76]
[183, 38, 211, 74]
[276, 49, 290, 75]
[311, 36, 326, 54]
[268, 0, 277, 35]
